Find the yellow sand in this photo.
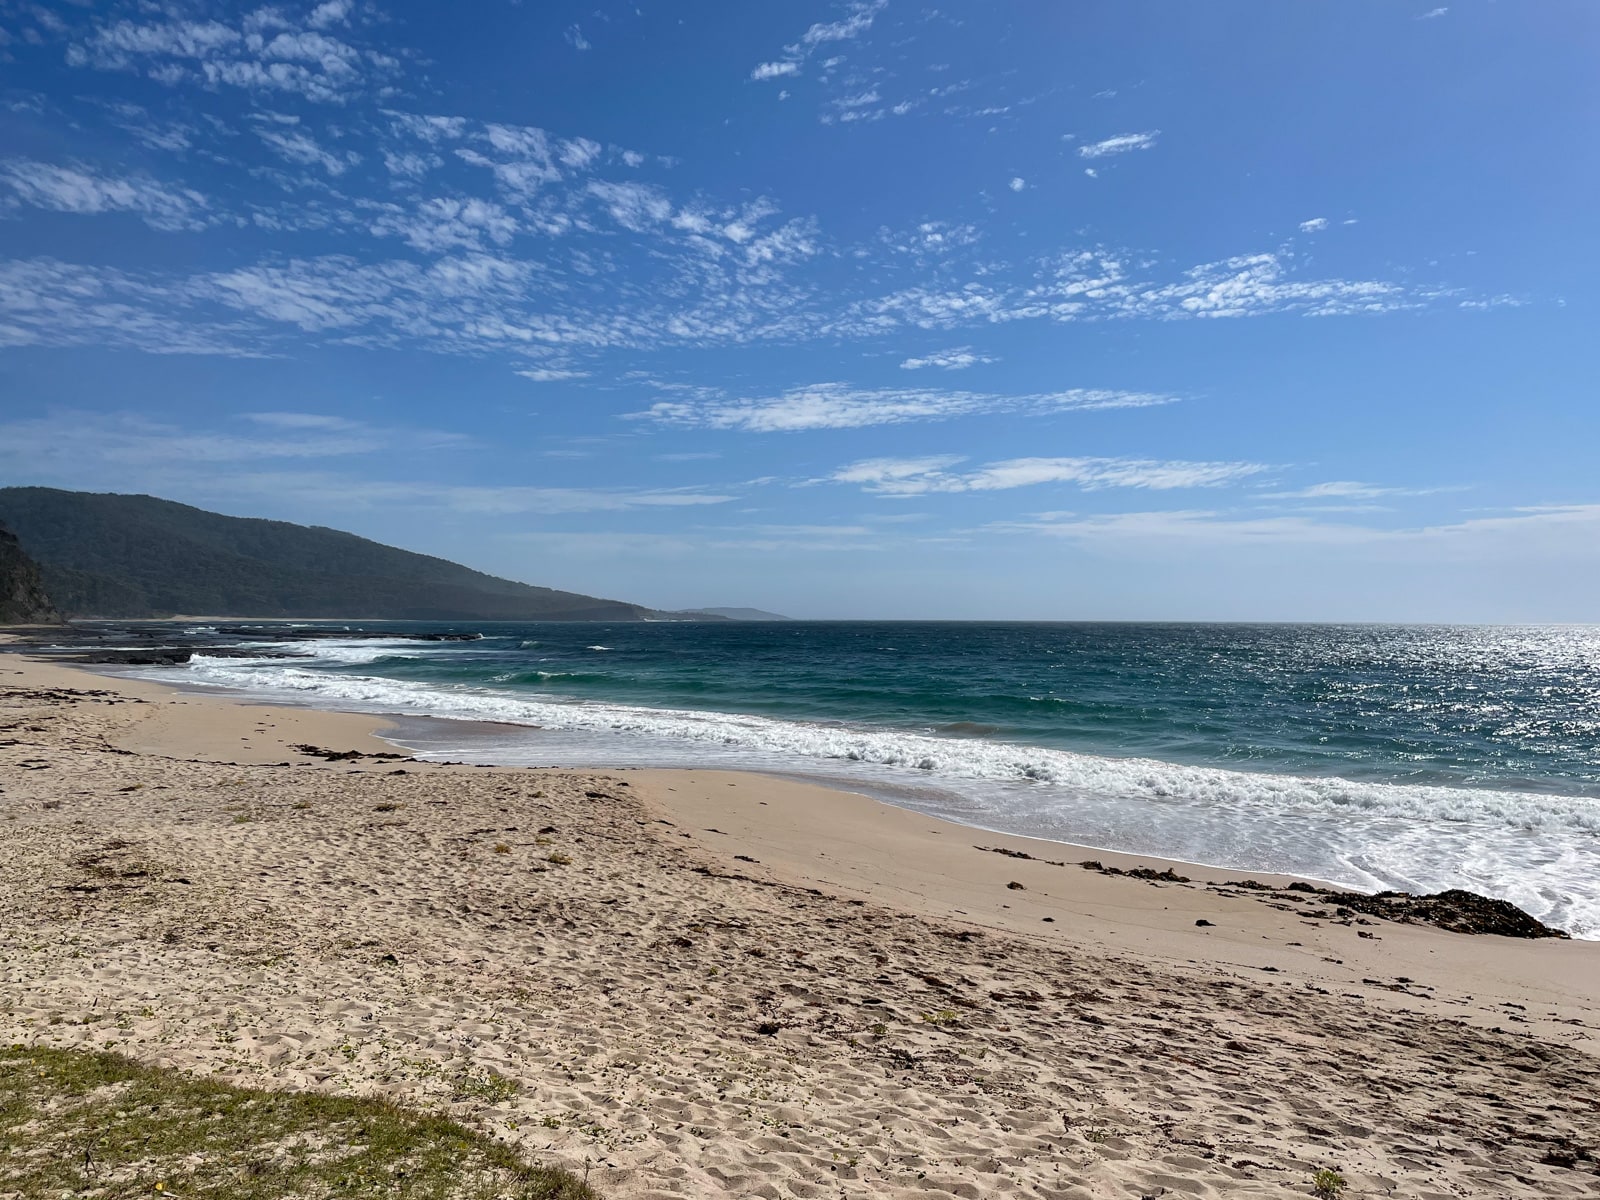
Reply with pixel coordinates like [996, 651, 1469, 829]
[2, 652, 1597, 1198]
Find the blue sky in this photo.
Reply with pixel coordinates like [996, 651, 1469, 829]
[1, 1, 1596, 620]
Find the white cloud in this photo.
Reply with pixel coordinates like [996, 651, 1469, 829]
[750, 0, 886, 83]
[752, 61, 801, 81]
[1008, 176, 1026, 192]
[517, 367, 590, 382]
[565, 24, 591, 51]
[0, 160, 208, 231]
[67, 12, 395, 103]
[587, 179, 673, 231]
[1418, 7, 1448, 18]
[370, 197, 519, 253]
[899, 347, 995, 371]
[256, 127, 357, 176]
[383, 150, 441, 179]
[385, 112, 468, 143]
[801, 0, 887, 48]
[833, 455, 1268, 496]
[993, 505, 1600, 559]
[1078, 131, 1160, 159]
[0, 410, 734, 517]
[0, 259, 256, 356]
[1299, 217, 1329, 233]
[636, 382, 1174, 432]
[0, 409, 462, 471]
[559, 137, 602, 169]
[307, 0, 354, 30]
[1261, 480, 1452, 501]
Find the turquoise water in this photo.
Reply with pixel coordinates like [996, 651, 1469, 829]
[151, 621, 1600, 934]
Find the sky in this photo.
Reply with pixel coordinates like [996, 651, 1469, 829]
[1, 0, 1597, 621]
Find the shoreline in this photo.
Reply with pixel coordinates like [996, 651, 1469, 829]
[11, 647, 1600, 1031]
[13, 621, 1600, 943]
[12, 639, 1557, 923]
[4, 649, 1600, 1196]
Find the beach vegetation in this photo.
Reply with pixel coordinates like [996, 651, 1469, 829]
[453, 1067, 522, 1105]
[544, 852, 573, 865]
[1312, 1167, 1347, 1197]
[0, 1044, 596, 1199]
[494, 842, 512, 854]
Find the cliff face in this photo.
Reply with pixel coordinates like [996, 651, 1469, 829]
[0, 522, 61, 624]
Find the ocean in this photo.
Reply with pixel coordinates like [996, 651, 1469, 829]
[123, 620, 1600, 937]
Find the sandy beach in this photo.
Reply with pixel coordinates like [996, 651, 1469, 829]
[3, 649, 1598, 1198]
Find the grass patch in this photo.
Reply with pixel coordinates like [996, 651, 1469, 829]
[0, 1044, 596, 1199]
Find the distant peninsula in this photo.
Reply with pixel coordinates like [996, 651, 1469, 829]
[0, 487, 727, 623]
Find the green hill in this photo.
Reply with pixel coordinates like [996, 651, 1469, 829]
[0, 487, 651, 621]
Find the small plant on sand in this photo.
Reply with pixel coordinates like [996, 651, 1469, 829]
[231, 813, 252, 824]
[374, 802, 400, 813]
[453, 1068, 521, 1105]
[1312, 1168, 1347, 1198]
[544, 851, 572, 865]
[291, 800, 311, 810]
[494, 843, 512, 855]
[920, 1008, 960, 1026]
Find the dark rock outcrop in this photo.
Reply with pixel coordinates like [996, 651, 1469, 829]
[0, 522, 61, 625]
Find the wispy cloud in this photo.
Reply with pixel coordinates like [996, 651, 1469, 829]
[0, 409, 464, 471]
[1299, 217, 1329, 233]
[0, 410, 736, 517]
[990, 505, 1600, 557]
[1418, 7, 1449, 19]
[517, 367, 590, 382]
[1260, 480, 1454, 501]
[0, 259, 257, 356]
[749, 0, 887, 82]
[635, 382, 1174, 432]
[255, 126, 359, 177]
[66, 10, 398, 104]
[0, 159, 208, 231]
[1078, 131, 1159, 159]
[832, 455, 1268, 496]
[899, 347, 995, 371]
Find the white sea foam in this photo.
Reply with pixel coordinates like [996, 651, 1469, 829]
[167, 653, 1600, 937]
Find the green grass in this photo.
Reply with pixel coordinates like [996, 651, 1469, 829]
[0, 1044, 598, 1199]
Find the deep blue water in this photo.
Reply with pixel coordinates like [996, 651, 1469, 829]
[131, 620, 1600, 935]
